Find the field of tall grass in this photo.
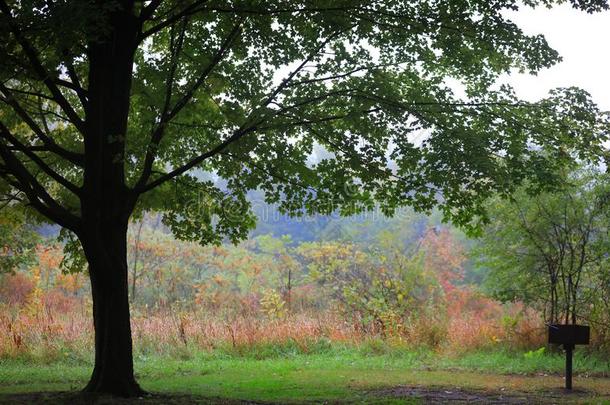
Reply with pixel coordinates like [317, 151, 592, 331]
[0, 291, 547, 363]
[1, 237, 608, 368]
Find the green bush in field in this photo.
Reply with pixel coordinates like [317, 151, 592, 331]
[298, 242, 443, 338]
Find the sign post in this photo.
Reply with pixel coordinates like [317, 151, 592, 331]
[548, 324, 590, 390]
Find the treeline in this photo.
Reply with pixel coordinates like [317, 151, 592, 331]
[2, 166, 610, 354]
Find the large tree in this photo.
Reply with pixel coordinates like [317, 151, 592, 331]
[0, 0, 609, 396]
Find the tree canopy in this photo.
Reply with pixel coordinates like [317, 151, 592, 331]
[1, 0, 608, 242]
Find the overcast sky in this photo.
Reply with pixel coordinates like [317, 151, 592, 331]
[506, 4, 610, 110]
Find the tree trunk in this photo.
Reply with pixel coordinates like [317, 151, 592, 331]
[79, 2, 141, 396]
[286, 267, 292, 312]
[131, 219, 144, 302]
[81, 227, 144, 397]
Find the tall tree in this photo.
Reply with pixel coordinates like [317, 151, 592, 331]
[0, 0, 609, 396]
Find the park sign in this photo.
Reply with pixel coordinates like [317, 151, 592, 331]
[548, 324, 590, 390]
[548, 324, 590, 346]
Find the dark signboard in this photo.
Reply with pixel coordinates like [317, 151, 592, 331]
[547, 324, 590, 390]
[548, 324, 590, 346]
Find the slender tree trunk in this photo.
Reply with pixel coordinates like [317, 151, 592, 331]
[287, 267, 292, 312]
[131, 219, 144, 301]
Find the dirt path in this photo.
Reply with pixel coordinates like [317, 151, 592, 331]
[0, 388, 604, 404]
[370, 386, 598, 404]
[0, 392, 262, 404]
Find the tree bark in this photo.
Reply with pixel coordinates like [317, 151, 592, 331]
[81, 227, 144, 397]
[79, 2, 142, 396]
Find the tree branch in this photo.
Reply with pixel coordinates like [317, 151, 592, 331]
[259, 108, 382, 130]
[61, 50, 89, 108]
[0, 0, 86, 134]
[0, 122, 81, 196]
[139, 0, 210, 40]
[137, 125, 258, 193]
[134, 20, 242, 191]
[0, 83, 84, 166]
[139, 0, 164, 22]
[219, 151, 317, 194]
[1, 86, 55, 101]
[0, 189, 25, 210]
[0, 140, 80, 231]
[135, 25, 354, 194]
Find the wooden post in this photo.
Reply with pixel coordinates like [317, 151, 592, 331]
[565, 344, 574, 390]
[548, 324, 589, 391]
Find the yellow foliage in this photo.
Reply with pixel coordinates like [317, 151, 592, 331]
[260, 289, 286, 319]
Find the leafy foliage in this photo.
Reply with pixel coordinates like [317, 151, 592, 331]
[0, 0, 609, 248]
[0, 206, 39, 273]
[476, 167, 610, 325]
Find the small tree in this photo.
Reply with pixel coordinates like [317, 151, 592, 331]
[477, 168, 610, 325]
[127, 221, 177, 305]
[0, 205, 39, 273]
[256, 234, 300, 312]
[297, 241, 440, 333]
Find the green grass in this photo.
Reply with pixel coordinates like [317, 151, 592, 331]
[1, 347, 610, 403]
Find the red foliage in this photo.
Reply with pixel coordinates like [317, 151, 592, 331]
[421, 227, 465, 297]
[42, 290, 82, 314]
[0, 273, 35, 306]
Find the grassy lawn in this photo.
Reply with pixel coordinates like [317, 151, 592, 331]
[1, 348, 610, 403]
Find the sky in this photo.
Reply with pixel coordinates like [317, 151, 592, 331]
[506, 4, 610, 110]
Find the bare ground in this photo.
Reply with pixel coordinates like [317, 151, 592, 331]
[0, 388, 602, 404]
[369, 386, 598, 404]
[0, 392, 264, 404]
